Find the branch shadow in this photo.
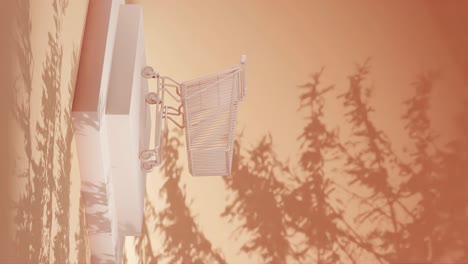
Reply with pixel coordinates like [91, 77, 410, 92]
[337, 61, 412, 261]
[283, 68, 383, 264]
[12, 0, 85, 262]
[81, 181, 112, 236]
[222, 135, 291, 264]
[398, 72, 468, 263]
[11, 0, 34, 262]
[134, 130, 226, 264]
[219, 63, 468, 264]
[76, 196, 91, 263]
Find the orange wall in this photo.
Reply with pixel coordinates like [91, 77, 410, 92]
[4, 0, 467, 263]
[131, 0, 466, 158]
[125, 1, 468, 263]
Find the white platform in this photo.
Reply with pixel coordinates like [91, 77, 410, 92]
[72, 2, 149, 263]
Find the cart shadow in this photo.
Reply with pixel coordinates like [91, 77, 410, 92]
[134, 132, 226, 264]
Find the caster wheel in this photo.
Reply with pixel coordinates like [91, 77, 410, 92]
[141, 161, 155, 172]
[146, 92, 160, 104]
[140, 150, 154, 160]
[142, 66, 156, 79]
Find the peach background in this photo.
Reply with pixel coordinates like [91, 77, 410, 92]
[125, 0, 467, 263]
[4, 0, 89, 262]
[128, 0, 468, 160]
[3, 0, 468, 263]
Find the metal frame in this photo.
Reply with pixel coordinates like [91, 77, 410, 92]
[139, 67, 184, 172]
[139, 55, 246, 174]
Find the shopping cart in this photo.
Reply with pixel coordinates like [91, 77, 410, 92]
[139, 55, 246, 176]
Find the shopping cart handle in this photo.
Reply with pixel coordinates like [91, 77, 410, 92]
[240, 54, 247, 64]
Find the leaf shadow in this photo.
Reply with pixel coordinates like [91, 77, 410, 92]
[12, 0, 84, 262]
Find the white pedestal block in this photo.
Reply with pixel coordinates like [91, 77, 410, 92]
[72, 2, 149, 263]
[105, 4, 149, 238]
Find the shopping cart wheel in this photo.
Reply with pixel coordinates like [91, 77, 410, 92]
[141, 161, 156, 172]
[141, 66, 157, 79]
[145, 92, 160, 104]
[140, 149, 154, 160]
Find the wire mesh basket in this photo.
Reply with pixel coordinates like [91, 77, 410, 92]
[140, 56, 246, 176]
[181, 58, 246, 176]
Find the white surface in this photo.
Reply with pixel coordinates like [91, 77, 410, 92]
[98, 0, 125, 123]
[73, 0, 123, 121]
[240, 54, 247, 63]
[182, 64, 246, 176]
[73, 113, 118, 263]
[72, 3, 148, 263]
[106, 4, 148, 237]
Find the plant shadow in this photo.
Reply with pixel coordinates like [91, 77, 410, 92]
[12, 0, 86, 262]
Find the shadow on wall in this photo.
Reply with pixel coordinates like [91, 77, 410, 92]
[72, 111, 100, 134]
[10, 0, 465, 262]
[81, 181, 112, 235]
[0, 1, 16, 262]
[12, 0, 89, 263]
[133, 130, 226, 264]
[131, 60, 468, 263]
[221, 63, 468, 264]
[223, 134, 291, 264]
